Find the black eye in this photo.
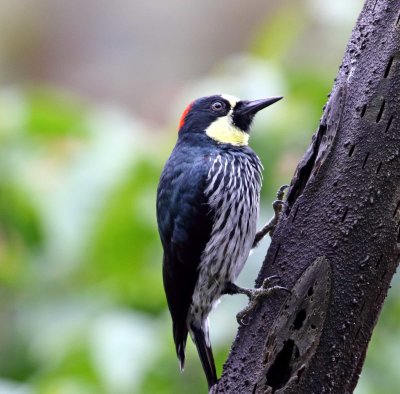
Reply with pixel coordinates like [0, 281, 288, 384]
[211, 101, 224, 112]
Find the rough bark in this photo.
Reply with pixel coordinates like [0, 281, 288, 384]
[215, 1, 400, 393]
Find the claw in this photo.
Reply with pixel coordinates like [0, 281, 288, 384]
[277, 184, 289, 200]
[261, 275, 281, 288]
[268, 285, 291, 294]
[236, 279, 290, 326]
[236, 309, 251, 326]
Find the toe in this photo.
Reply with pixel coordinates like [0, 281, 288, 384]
[261, 275, 281, 288]
[236, 311, 250, 326]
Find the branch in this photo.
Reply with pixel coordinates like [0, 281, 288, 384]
[215, 0, 400, 392]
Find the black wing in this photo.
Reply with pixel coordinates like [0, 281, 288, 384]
[156, 147, 213, 368]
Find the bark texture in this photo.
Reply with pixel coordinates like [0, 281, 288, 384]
[215, 1, 400, 393]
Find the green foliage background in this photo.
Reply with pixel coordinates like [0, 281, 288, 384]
[0, 2, 399, 394]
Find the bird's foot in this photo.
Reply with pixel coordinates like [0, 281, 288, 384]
[236, 276, 290, 326]
[269, 184, 289, 236]
[252, 185, 289, 248]
[276, 184, 289, 201]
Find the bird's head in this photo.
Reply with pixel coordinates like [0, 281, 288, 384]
[178, 94, 282, 146]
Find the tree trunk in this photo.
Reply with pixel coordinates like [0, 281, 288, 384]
[214, 1, 400, 393]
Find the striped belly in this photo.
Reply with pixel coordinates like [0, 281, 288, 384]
[189, 151, 262, 324]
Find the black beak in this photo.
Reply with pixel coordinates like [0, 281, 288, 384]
[238, 96, 283, 116]
[232, 96, 282, 133]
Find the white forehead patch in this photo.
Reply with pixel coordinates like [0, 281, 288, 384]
[220, 94, 240, 109]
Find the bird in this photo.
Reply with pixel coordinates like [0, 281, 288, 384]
[156, 94, 285, 389]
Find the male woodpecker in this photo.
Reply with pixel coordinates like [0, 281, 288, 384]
[156, 94, 284, 389]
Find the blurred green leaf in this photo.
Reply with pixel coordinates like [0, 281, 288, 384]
[25, 88, 88, 138]
[81, 159, 164, 313]
[0, 182, 42, 248]
[0, 181, 43, 283]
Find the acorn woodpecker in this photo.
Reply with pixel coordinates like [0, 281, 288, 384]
[156, 94, 284, 389]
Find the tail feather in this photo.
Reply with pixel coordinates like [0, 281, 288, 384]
[177, 342, 186, 372]
[190, 322, 218, 389]
[174, 324, 188, 371]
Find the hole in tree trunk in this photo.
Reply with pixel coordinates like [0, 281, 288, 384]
[384, 56, 394, 78]
[385, 115, 393, 133]
[360, 104, 367, 117]
[292, 309, 307, 330]
[266, 339, 299, 391]
[376, 100, 385, 123]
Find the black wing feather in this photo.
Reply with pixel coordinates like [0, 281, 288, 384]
[157, 146, 213, 369]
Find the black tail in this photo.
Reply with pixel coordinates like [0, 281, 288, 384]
[190, 323, 218, 389]
[173, 323, 188, 371]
